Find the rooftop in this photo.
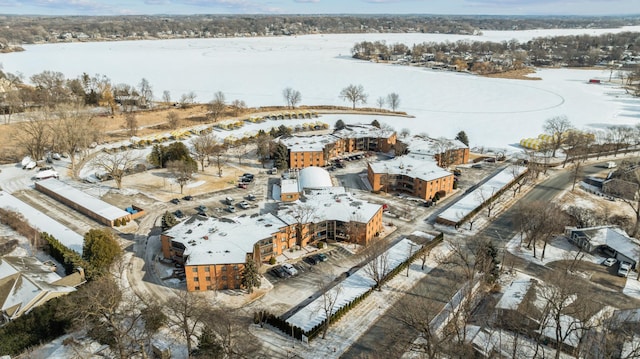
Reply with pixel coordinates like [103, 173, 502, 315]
[571, 225, 640, 259]
[401, 135, 468, 157]
[163, 214, 288, 266]
[0, 191, 84, 254]
[36, 179, 129, 221]
[277, 187, 382, 224]
[368, 154, 452, 182]
[332, 124, 395, 140]
[278, 134, 338, 153]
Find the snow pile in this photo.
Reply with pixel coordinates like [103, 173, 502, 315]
[438, 166, 526, 224]
[286, 238, 418, 332]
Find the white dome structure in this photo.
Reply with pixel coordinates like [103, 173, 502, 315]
[298, 167, 333, 190]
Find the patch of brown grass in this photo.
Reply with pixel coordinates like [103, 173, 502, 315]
[482, 68, 541, 81]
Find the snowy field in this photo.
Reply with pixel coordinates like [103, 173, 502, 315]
[1, 27, 640, 148]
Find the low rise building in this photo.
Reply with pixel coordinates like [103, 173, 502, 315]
[565, 225, 639, 269]
[368, 154, 455, 200]
[278, 166, 334, 202]
[161, 188, 383, 292]
[0, 256, 85, 323]
[277, 124, 397, 169]
[400, 135, 469, 167]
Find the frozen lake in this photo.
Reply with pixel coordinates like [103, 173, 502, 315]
[2, 27, 640, 149]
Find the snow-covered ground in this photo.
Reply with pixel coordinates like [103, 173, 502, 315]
[1, 28, 640, 149]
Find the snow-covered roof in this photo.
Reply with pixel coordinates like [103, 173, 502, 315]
[569, 226, 640, 259]
[280, 179, 299, 194]
[496, 272, 535, 311]
[298, 166, 332, 189]
[0, 191, 84, 254]
[438, 166, 527, 224]
[368, 154, 452, 182]
[402, 135, 468, 157]
[0, 256, 76, 321]
[163, 214, 288, 266]
[332, 124, 395, 140]
[277, 187, 382, 224]
[278, 134, 337, 152]
[36, 179, 129, 221]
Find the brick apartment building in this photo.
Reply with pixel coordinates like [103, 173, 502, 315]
[161, 188, 382, 291]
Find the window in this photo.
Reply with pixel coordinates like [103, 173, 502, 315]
[222, 266, 227, 271]
[222, 275, 227, 281]
[195, 286, 200, 290]
[204, 267, 210, 272]
[233, 265, 239, 270]
[194, 277, 199, 282]
[206, 285, 212, 290]
[235, 275, 240, 280]
[192, 267, 198, 273]
[205, 276, 211, 281]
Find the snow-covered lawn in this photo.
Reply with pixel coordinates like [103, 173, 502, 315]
[623, 275, 640, 301]
[506, 233, 601, 266]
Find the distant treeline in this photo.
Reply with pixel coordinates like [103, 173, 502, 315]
[1, 15, 640, 46]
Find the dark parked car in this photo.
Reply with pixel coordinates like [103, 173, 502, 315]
[315, 253, 328, 262]
[173, 210, 184, 218]
[196, 205, 208, 212]
[170, 198, 180, 204]
[183, 195, 193, 201]
[304, 256, 318, 265]
[271, 266, 288, 278]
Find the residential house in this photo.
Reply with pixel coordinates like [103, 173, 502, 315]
[565, 226, 639, 269]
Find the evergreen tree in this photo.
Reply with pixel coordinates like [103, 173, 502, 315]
[241, 259, 261, 294]
[455, 131, 469, 147]
[273, 143, 289, 170]
[82, 228, 122, 274]
[371, 119, 381, 128]
[193, 325, 223, 358]
[335, 119, 346, 130]
[161, 211, 178, 230]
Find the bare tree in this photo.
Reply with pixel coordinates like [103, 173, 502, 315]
[210, 144, 227, 177]
[162, 90, 171, 105]
[475, 186, 502, 218]
[282, 87, 302, 109]
[376, 96, 386, 110]
[316, 278, 342, 339]
[167, 159, 197, 194]
[179, 92, 197, 108]
[53, 104, 99, 171]
[167, 111, 180, 130]
[570, 161, 582, 191]
[92, 151, 140, 189]
[15, 113, 52, 161]
[543, 115, 573, 158]
[429, 137, 454, 167]
[138, 78, 153, 108]
[340, 84, 368, 109]
[230, 99, 247, 117]
[124, 112, 138, 137]
[165, 290, 209, 358]
[387, 92, 400, 111]
[513, 201, 566, 259]
[363, 240, 389, 291]
[191, 132, 218, 171]
[202, 308, 261, 358]
[207, 91, 226, 121]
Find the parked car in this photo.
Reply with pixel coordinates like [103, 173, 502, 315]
[238, 201, 250, 209]
[246, 194, 256, 201]
[226, 205, 236, 213]
[471, 164, 482, 169]
[238, 183, 247, 189]
[304, 256, 318, 265]
[183, 195, 193, 201]
[51, 153, 62, 160]
[282, 263, 298, 276]
[173, 210, 184, 218]
[39, 166, 54, 172]
[315, 253, 328, 262]
[170, 198, 180, 204]
[196, 205, 208, 212]
[225, 196, 234, 205]
[271, 266, 288, 278]
[603, 258, 617, 267]
[618, 262, 631, 277]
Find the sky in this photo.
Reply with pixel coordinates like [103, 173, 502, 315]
[0, 0, 637, 16]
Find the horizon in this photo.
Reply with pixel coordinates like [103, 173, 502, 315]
[0, 0, 638, 17]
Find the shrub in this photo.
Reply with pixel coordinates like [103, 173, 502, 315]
[269, 257, 276, 265]
[113, 218, 121, 227]
[317, 242, 324, 249]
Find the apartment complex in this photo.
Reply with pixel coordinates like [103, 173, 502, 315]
[400, 135, 469, 167]
[368, 154, 455, 201]
[277, 124, 397, 169]
[161, 187, 383, 291]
